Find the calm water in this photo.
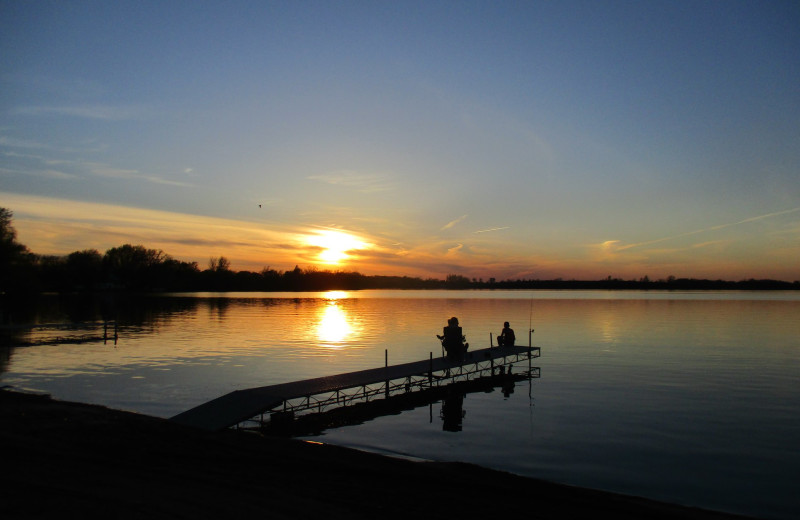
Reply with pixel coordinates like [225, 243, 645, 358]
[2, 290, 798, 519]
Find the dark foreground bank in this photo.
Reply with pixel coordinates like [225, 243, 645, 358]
[1, 389, 755, 520]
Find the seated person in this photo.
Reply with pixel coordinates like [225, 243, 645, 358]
[438, 316, 469, 359]
[497, 321, 515, 347]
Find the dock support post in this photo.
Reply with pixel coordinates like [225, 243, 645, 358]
[528, 328, 533, 372]
[385, 349, 389, 398]
[429, 352, 433, 388]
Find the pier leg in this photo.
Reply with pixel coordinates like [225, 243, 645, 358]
[429, 352, 433, 388]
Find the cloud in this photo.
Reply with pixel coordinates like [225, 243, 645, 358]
[473, 226, 510, 234]
[614, 207, 800, 252]
[308, 170, 394, 193]
[446, 243, 464, 256]
[14, 105, 148, 120]
[89, 165, 140, 178]
[0, 135, 105, 153]
[88, 162, 193, 187]
[441, 214, 468, 231]
[0, 166, 78, 180]
[0, 136, 58, 150]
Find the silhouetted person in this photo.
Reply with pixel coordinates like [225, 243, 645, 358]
[497, 321, 515, 347]
[437, 316, 468, 359]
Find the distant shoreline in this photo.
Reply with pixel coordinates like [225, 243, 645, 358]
[4, 277, 799, 296]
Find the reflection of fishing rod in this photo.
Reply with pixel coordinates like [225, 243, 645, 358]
[528, 294, 534, 403]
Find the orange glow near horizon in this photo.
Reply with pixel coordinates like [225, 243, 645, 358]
[4, 193, 799, 282]
[305, 229, 367, 266]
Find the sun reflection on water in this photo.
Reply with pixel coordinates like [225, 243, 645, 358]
[323, 290, 349, 300]
[317, 302, 352, 346]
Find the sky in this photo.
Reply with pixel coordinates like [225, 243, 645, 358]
[1, 1, 799, 281]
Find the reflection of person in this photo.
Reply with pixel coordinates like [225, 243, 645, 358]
[437, 316, 469, 359]
[441, 389, 465, 432]
[497, 321, 515, 347]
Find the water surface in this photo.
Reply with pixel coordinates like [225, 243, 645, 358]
[2, 290, 798, 519]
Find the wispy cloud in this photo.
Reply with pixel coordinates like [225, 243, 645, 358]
[308, 170, 394, 193]
[89, 165, 140, 178]
[0, 135, 105, 153]
[0, 166, 78, 180]
[14, 105, 148, 121]
[0, 136, 58, 150]
[446, 243, 464, 256]
[474, 226, 510, 234]
[441, 214, 468, 231]
[614, 207, 800, 251]
[88, 163, 193, 187]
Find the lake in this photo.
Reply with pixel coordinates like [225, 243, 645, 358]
[2, 290, 798, 519]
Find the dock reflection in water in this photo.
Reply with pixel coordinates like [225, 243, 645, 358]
[262, 363, 541, 437]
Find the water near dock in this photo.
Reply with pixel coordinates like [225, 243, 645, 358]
[2, 290, 798, 519]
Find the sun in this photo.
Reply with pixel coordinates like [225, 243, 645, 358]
[306, 229, 367, 265]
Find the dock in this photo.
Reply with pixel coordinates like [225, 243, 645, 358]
[171, 344, 540, 432]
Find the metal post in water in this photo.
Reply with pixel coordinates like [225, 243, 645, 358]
[429, 352, 433, 388]
[528, 328, 533, 371]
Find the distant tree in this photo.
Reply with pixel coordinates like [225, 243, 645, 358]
[445, 274, 471, 288]
[103, 244, 169, 290]
[65, 249, 103, 290]
[208, 256, 231, 272]
[0, 207, 36, 293]
[155, 258, 200, 290]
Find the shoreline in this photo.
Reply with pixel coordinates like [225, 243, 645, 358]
[1, 389, 756, 519]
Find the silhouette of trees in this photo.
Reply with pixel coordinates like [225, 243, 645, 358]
[445, 274, 471, 288]
[0, 208, 36, 294]
[66, 250, 103, 290]
[208, 256, 231, 272]
[104, 244, 170, 290]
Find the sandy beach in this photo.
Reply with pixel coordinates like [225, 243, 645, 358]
[1, 389, 755, 519]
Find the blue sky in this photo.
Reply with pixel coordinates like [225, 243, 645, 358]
[2, 1, 799, 280]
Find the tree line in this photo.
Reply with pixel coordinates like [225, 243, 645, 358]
[1, 207, 797, 294]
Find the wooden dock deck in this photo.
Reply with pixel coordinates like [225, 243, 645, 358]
[171, 344, 539, 432]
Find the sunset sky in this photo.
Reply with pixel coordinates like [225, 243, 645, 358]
[2, 1, 799, 281]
